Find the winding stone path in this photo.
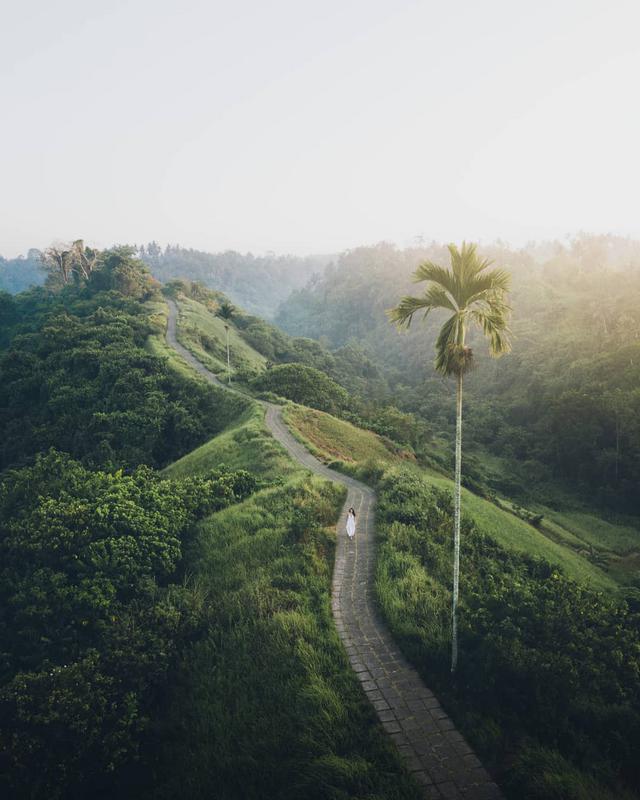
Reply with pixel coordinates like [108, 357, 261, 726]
[166, 300, 503, 799]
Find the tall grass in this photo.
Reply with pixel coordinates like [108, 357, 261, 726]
[145, 476, 421, 800]
[284, 404, 406, 465]
[374, 465, 640, 800]
[176, 296, 267, 378]
[162, 404, 295, 480]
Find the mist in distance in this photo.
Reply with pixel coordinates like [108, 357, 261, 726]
[2, 0, 640, 257]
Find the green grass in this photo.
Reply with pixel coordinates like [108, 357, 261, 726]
[146, 476, 421, 800]
[176, 296, 267, 378]
[284, 404, 618, 593]
[163, 403, 296, 480]
[144, 300, 207, 384]
[284, 404, 411, 465]
[420, 468, 617, 592]
[148, 313, 420, 798]
[373, 464, 640, 800]
[543, 509, 639, 554]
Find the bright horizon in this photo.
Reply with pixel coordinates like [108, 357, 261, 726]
[2, 0, 640, 259]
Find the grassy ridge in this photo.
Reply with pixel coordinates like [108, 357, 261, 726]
[147, 476, 421, 800]
[149, 309, 420, 798]
[163, 404, 295, 479]
[175, 296, 267, 377]
[285, 405, 617, 592]
[374, 466, 639, 800]
[284, 404, 408, 464]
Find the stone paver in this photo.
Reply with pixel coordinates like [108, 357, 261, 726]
[166, 300, 503, 799]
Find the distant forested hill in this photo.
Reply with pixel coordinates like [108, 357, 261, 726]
[1, 243, 329, 320]
[139, 242, 330, 319]
[276, 235, 640, 511]
[0, 250, 45, 293]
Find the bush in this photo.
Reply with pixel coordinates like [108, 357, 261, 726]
[0, 451, 257, 799]
[251, 363, 350, 414]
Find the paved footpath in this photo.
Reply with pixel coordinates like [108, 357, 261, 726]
[166, 300, 503, 800]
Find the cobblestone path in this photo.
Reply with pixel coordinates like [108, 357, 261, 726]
[166, 300, 503, 799]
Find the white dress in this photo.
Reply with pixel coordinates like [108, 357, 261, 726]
[346, 513, 356, 538]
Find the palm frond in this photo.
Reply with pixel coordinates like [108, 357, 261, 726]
[387, 295, 433, 329]
[421, 285, 457, 313]
[462, 268, 511, 306]
[413, 261, 460, 305]
[469, 309, 512, 356]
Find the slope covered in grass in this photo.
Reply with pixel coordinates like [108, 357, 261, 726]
[175, 295, 267, 377]
[163, 404, 295, 479]
[145, 470, 420, 799]
[284, 404, 410, 465]
[422, 469, 617, 593]
[286, 404, 617, 592]
[374, 466, 640, 800]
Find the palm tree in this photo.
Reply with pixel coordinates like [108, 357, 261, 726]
[217, 301, 236, 384]
[388, 243, 511, 672]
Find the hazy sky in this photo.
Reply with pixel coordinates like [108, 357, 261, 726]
[2, 0, 640, 257]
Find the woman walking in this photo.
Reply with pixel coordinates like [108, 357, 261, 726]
[346, 507, 356, 539]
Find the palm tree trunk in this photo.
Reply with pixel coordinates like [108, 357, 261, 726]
[226, 326, 231, 384]
[451, 372, 463, 673]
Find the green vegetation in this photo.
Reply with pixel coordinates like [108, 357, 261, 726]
[0, 451, 257, 800]
[139, 242, 326, 319]
[147, 475, 420, 800]
[286, 404, 617, 592]
[276, 235, 640, 515]
[164, 404, 295, 480]
[422, 470, 617, 593]
[389, 241, 512, 671]
[0, 246, 423, 798]
[0, 254, 248, 472]
[4, 232, 640, 799]
[174, 293, 267, 379]
[252, 363, 350, 413]
[374, 465, 640, 800]
[284, 404, 409, 465]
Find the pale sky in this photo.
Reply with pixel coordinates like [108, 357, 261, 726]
[2, 0, 640, 258]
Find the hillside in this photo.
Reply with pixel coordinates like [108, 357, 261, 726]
[164, 303, 640, 799]
[280, 404, 639, 798]
[284, 405, 618, 593]
[2, 246, 639, 800]
[276, 236, 640, 514]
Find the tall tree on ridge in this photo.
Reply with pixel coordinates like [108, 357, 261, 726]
[41, 240, 99, 285]
[217, 301, 236, 384]
[388, 242, 511, 672]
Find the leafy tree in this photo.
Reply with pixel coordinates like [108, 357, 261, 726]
[389, 242, 511, 671]
[0, 451, 257, 799]
[252, 363, 350, 414]
[41, 240, 100, 287]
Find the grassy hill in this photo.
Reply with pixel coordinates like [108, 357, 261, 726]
[141, 312, 421, 799]
[284, 405, 619, 593]
[173, 295, 267, 378]
[284, 404, 411, 465]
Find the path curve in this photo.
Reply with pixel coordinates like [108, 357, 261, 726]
[166, 299, 502, 800]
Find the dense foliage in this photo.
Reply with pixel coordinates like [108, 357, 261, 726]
[375, 465, 640, 800]
[0, 451, 257, 799]
[276, 236, 640, 511]
[252, 363, 350, 414]
[0, 257, 248, 472]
